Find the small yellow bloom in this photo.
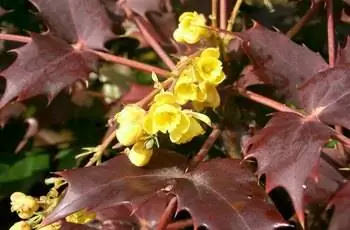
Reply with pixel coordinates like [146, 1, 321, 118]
[10, 221, 31, 230]
[174, 116, 205, 144]
[195, 48, 225, 85]
[116, 124, 144, 146]
[174, 81, 198, 104]
[10, 192, 39, 219]
[127, 141, 153, 167]
[66, 209, 96, 224]
[193, 82, 220, 111]
[115, 105, 146, 125]
[173, 12, 208, 44]
[115, 105, 146, 146]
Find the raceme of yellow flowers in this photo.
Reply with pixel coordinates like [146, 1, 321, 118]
[9, 178, 95, 230]
[115, 12, 225, 167]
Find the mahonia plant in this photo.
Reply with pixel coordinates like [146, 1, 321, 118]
[1, 0, 350, 229]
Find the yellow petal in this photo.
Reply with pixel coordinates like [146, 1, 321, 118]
[127, 142, 153, 167]
[116, 124, 143, 146]
[183, 110, 212, 127]
[201, 47, 220, 59]
[169, 113, 191, 143]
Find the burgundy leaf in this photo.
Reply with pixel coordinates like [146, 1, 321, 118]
[244, 112, 333, 224]
[61, 221, 98, 230]
[44, 151, 287, 230]
[29, 0, 115, 50]
[0, 33, 96, 108]
[237, 65, 266, 89]
[299, 66, 350, 130]
[304, 159, 344, 205]
[97, 193, 172, 229]
[236, 24, 328, 103]
[328, 181, 350, 230]
[0, 7, 8, 17]
[337, 37, 350, 65]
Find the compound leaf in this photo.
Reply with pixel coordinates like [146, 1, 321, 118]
[328, 181, 350, 230]
[245, 112, 333, 224]
[0, 33, 96, 108]
[29, 0, 115, 50]
[44, 150, 287, 230]
[236, 24, 328, 103]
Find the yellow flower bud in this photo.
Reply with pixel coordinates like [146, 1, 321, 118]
[116, 124, 144, 146]
[115, 105, 146, 146]
[115, 105, 146, 125]
[10, 221, 31, 230]
[173, 12, 208, 44]
[66, 209, 96, 224]
[127, 141, 153, 167]
[193, 82, 220, 111]
[10, 192, 39, 219]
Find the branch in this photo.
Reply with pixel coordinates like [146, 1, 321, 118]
[124, 7, 176, 70]
[211, 0, 218, 28]
[227, 0, 243, 32]
[220, 0, 227, 30]
[156, 197, 177, 230]
[0, 33, 170, 77]
[327, 0, 336, 67]
[286, 1, 323, 38]
[186, 125, 221, 171]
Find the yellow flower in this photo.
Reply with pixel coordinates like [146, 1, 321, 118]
[10, 192, 39, 219]
[193, 82, 220, 111]
[115, 104, 146, 125]
[172, 116, 205, 144]
[195, 48, 225, 85]
[127, 141, 153, 167]
[173, 12, 208, 44]
[116, 124, 144, 146]
[66, 209, 96, 224]
[115, 105, 146, 146]
[10, 221, 31, 230]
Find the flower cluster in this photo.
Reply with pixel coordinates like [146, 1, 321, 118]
[9, 178, 95, 230]
[174, 47, 224, 111]
[114, 12, 226, 167]
[115, 92, 211, 167]
[173, 12, 209, 44]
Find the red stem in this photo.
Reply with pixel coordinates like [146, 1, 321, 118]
[187, 125, 221, 171]
[220, 0, 227, 30]
[126, 9, 176, 70]
[0, 33, 170, 77]
[156, 197, 177, 230]
[239, 89, 302, 115]
[286, 1, 323, 38]
[327, 0, 336, 67]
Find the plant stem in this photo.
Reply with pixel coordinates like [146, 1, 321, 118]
[227, 0, 243, 32]
[286, 1, 322, 38]
[239, 89, 302, 115]
[166, 219, 193, 229]
[124, 7, 176, 70]
[86, 129, 116, 166]
[220, 0, 227, 30]
[156, 197, 177, 230]
[0, 33, 171, 77]
[327, 0, 336, 67]
[186, 125, 221, 171]
[136, 78, 174, 107]
[87, 48, 170, 77]
[211, 0, 218, 28]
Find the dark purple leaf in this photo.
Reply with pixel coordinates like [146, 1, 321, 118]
[0, 33, 96, 108]
[328, 181, 350, 230]
[44, 151, 287, 230]
[299, 66, 350, 130]
[0, 102, 26, 127]
[236, 24, 328, 103]
[337, 37, 350, 65]
[244, 112, 333, 224]
[29, 0, 115, 50]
